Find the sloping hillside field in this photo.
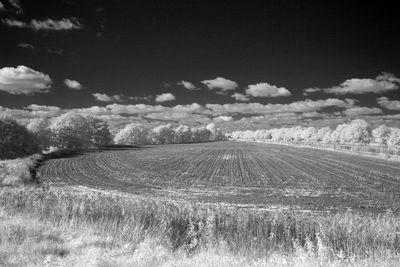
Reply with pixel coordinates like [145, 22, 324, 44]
[39, 141, 400, 212]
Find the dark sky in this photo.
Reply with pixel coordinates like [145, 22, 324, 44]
[0, 0, 399, 130]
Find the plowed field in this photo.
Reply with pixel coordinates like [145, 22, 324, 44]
[39, 141, 400, 212]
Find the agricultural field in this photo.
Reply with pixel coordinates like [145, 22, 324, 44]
[39, 141, 400, 212]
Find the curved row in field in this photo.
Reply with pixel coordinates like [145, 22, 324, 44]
[39, 141, 400, 211]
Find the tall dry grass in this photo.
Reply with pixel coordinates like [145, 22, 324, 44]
[0, 186, 399, 266]
[0, 155, 41, 185]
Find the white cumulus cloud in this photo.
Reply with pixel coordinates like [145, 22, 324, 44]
[25, 104, 62, 117]
[213, 116, 234, 122]
[2, 18, 83, 30]
[231, 93, 250, 101]
[201, 77, 238, 91]
[206, 98, 355, 115]
[8, 0, 22, 13]
[245, 82, 291, 97]
[64, 79, 82, 90]
[178, 80, 198, 90]
[377, 97, 400, 110]
[306, 73, 400, 95]
[0, 65, 52, 94]
[342, 107, 383, 116]
[17, 43, 34, 49]
[31, 18, 82, 30]
[155, 93, 176, 102]
[92, 93, 124, 102]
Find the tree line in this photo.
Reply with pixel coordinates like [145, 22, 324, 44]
[228, 119, 400, 153]
[0, 113, 225, 159]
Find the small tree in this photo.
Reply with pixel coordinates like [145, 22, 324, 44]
[26, 118, 52, 150]
[387, 128, 400, 153]
[191, 126, 211, 142]
[300, 127, 317, 142]
[341, 120, 371, 145]
[372, 125, 391, 145]
[114, 124, 149, 145]
[174, 125, 192, 143]
[206, 123, 224, 141]
[0, 118, 41, 159]
[151, 124, 175, 144]
[87, 117, 113, 146]
[50, 113, 92, 149]
[50, 113, 111, 149]
[311, 127, 331, 142]
[331, 124, 346, 144]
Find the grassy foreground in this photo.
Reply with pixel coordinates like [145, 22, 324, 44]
[0, 186, 399, 266]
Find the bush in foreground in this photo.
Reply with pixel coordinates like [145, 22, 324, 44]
[0, 155, 41, 185]
[0, 118, 41, 159]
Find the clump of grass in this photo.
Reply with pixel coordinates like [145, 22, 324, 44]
[0, 154, 42, 185]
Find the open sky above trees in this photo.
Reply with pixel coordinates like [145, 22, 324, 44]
[1, 0, 400, 132]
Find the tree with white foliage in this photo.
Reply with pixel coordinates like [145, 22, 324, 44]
[300, 127, 317, 142]
[206, 123, 224, 141]
[372, 125, 391, 145]
[329, 123, 346, 144]
[87, 117, 113, 146]
[270, 128, 286, 142]
[174, 125, 192, 143]
[114, 124, 149, 145]
[387, 128, 400, 153]
[227, 119, 399, 153]
[50, 113, 111, 149]
[311, 127, 331, 142]
[26, 118, 49, 133]
[151, 124, 175, 144]
[191, 126, 211, 142]
[340, 119, 371, 145]
[50, 113, 92, 149]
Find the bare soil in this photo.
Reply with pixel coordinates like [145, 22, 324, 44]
[39, 141, 400, 212]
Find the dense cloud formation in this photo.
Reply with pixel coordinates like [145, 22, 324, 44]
[205, 99, 354, 115]
[2, 94, 400, 135]
[0, 65, 52, 94]
[245, 82, 291, 97]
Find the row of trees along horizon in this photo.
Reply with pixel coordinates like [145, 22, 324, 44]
[1, 114, 400, 160]
[0, 113, 225, 160]
[228, 119, 400, 153]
